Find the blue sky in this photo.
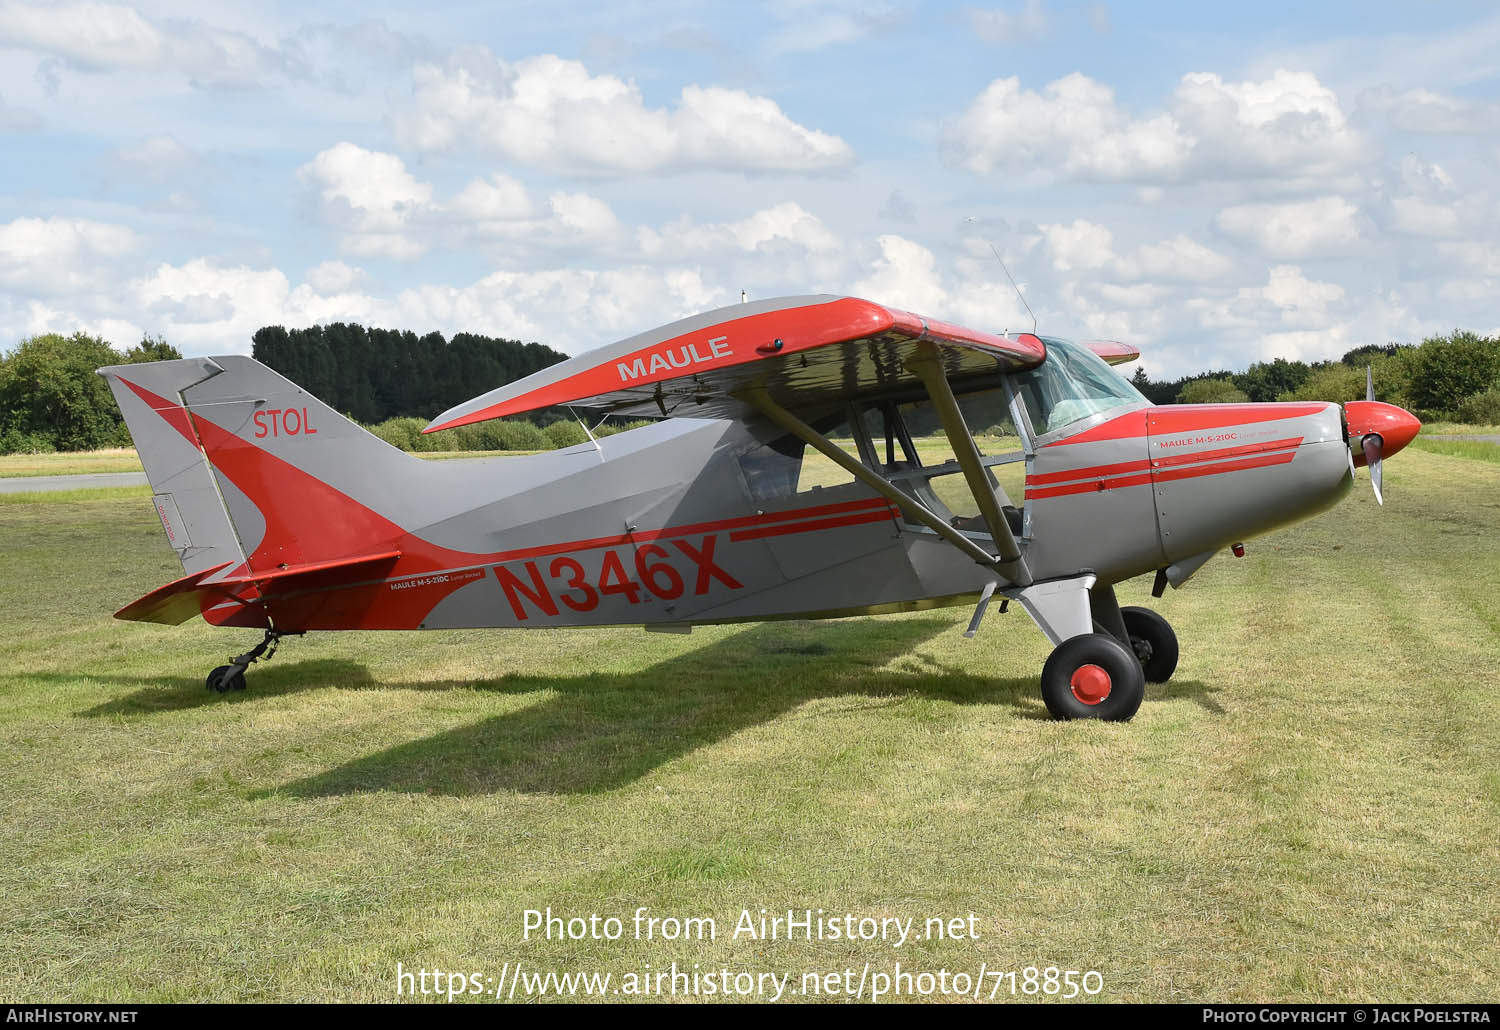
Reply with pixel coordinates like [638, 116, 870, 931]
[2, 0, 1498, 378]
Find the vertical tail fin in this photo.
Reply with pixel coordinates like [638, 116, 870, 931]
[99, 357, 246, 578]
[99, 355, 419, 581]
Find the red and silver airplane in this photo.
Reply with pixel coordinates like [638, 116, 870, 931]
[99, 295, 1420, 720]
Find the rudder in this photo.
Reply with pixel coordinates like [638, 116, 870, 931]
[99, 357, 247, 579]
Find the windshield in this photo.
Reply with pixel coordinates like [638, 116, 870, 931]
[1013, 338, 1146, 436]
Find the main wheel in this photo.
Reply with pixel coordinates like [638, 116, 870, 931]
[1040, 633, 1146, 721]
[205, 665, 246, 693]
[1121, 606, 1179, 683]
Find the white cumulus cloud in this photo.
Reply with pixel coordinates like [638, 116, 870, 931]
[946, 73, 1189, 180]
[1040, 219, 1234, 281]
[298, 143, 629, 260]
[638, 202, 841, 257]
[947, 68, 1370, 184]
[1361, 86, 1500, 135]
[0, 1, 287, 87]
[0, 216, 138, 294]
[391, 50, 854, 174]
[1216, 196, 1363, 258]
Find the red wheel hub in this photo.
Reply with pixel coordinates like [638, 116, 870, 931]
[1070, 664, 1112, 705]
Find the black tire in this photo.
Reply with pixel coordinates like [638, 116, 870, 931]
[206, 665, 246, 693]
[1121, 606, 1179, 683]
[1040, 632, 1145, 721]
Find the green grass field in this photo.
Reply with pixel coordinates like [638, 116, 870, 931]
[1409, 436, 1500, 464]
[1, 449, 1497, 1003]
[0, 449, 144, 477]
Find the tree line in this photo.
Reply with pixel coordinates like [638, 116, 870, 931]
[1126, 331, 1500, 423]
[2, 324, 1498, 456]
[250, 323, 568, 425]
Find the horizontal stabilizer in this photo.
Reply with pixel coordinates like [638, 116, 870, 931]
[115, 550, 403, 625]
[115, 561, 236, 625]
[223, 550, 403, 588]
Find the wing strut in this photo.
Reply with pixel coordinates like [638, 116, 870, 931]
[905, 347, 1026, 569]
[737, 386, 1031, 585]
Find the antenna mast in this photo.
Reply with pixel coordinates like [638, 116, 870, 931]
[989, 242, 1036, 335]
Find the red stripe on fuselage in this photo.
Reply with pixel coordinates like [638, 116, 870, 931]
[1154, 436, 1303, 467]
[1026, 443, 1301, 499]
[1026, 435, 1305, 492]
[1026, 473, 1155, 500]
[1042, 403, 1328, 448]
[1147, 403, 1327, 435]
[728, 505, 900, 542]
[115, 374, 899, 628]
[1027, 457, 1152, 487]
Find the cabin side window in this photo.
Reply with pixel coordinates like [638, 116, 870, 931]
[737, 413, 859, 503]
[859, 388, 1024, 524]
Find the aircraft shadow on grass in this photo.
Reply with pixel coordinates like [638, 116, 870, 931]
[52, 619, 1220, 796]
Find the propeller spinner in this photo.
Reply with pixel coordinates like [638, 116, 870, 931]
[1344, 367, 1421, 505]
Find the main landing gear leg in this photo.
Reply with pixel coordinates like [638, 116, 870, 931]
[206, 626, 303, 693]
[1088, 585, 1180, 682]
[1011, 575, 1146, 722]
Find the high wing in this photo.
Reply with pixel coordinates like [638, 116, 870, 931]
[424, 295, 1047, 431]
[1081, 340, 1141, 366]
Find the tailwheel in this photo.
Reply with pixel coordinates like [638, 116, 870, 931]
[205, 664, 246, 693]
[1121, 606, 1179, 683]
[1040, 633, 1145, 721]
[204, 626, 301, 693]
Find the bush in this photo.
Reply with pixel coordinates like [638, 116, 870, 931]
[543, 419, 590, 449]
[454, 419, 548, 452]
[1279, 363, 1365, 404]
[593, 419, 655, 438]
[0, 428, 56, 455]
[1455, 387, 1500, 426]
[1177, 378, 1249, 404]
[1408, 331, 1500, 414]
[367, 417, 428, 452]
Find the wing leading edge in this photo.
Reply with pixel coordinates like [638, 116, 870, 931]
[424, 295, 1048, 431]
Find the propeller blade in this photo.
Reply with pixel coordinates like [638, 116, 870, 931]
[1362, 433, 1384, 505]
[1366, 364, 1375, 403]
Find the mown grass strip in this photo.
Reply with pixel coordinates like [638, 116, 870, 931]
[1408, 436, 1500, 463]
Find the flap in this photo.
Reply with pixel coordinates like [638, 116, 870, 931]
[425, 295, 1046, 430]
